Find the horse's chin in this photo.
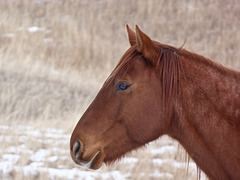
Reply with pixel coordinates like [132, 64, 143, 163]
[75, 151, 104, 170]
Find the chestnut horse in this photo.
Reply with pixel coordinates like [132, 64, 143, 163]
[70, 25, 240, 179]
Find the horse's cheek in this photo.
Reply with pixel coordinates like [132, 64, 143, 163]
[125, 107, 164, 144]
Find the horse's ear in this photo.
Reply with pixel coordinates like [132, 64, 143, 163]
[126, 25, 136, 46]
[135, 25, 159, 66]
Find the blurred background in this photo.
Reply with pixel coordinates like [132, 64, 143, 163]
[0, 0, 239, 179]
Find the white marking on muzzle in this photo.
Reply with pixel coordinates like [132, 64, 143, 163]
[75, 151, 101, 169]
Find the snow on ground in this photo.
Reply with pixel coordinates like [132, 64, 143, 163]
[0, 124, 207, 180]
[0, 124, 132, 180]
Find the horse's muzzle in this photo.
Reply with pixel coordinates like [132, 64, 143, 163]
[71, 140, 102, 169]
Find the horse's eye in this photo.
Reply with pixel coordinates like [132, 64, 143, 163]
[116, 82, 131, 91]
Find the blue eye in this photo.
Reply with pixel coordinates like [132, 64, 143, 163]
[116, 82, 131, 91]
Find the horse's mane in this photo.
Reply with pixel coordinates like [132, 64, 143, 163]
[156, 45, 180, 107]
[108, 41, 239, 109]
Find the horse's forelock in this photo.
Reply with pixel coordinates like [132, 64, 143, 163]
[105, 45, 180, 108]
[105, 46, 139, 84]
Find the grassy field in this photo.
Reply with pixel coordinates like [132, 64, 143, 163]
[0, 0, 239, 179]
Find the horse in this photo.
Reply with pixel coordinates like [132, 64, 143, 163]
[70, 25, 240, 180]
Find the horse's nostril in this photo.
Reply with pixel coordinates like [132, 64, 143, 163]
[73, 140, 82, 157]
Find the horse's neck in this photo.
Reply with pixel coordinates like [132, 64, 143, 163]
[168, 55, 240, 180]
[180, 55, 240, 123]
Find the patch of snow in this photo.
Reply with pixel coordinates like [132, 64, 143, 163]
[120, 157, 138, 164]
[57, 164, 66, 169]
[29, 161, 45, 168]
[20, 166, 129, 180]
[0, 161, 14, 175]
[18, 135, 27, 142]
[0, 135, 12, 142]
[171, 160, 196, 170]
[152, 158, 163, 166]
[7, 144, 26, 154]
[2, 154, 20, 164]
[46, 128, 64, 134]
[44, 132, 69, 139]
[0, 125, 10, 130]
[151, 145, 176, 156]
[17, 125, 33, 130]
[28, 26, 46, 33]
[48, 156, 58, 163]
[150, 170, 173, 179]
[0, 154, 19, 175]
[34, 138, 68, 146]
[22, 165, 40, 177]
[48, 167, 78, 180]
[120, 157, 138, 169]
[8, 146, 17, 153]
[55, 139, 69, 145]
[26, 129, 42, 137]
[100, 170, 128, 180]
[51, 147, 68, 154]
[30, 149, 50, 162]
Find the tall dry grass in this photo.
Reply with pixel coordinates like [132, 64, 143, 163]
[0, 0, 239, 179]
[1, 0, 240, 124]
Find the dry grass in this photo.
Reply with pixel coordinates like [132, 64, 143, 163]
[0, 0, 239, 179]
